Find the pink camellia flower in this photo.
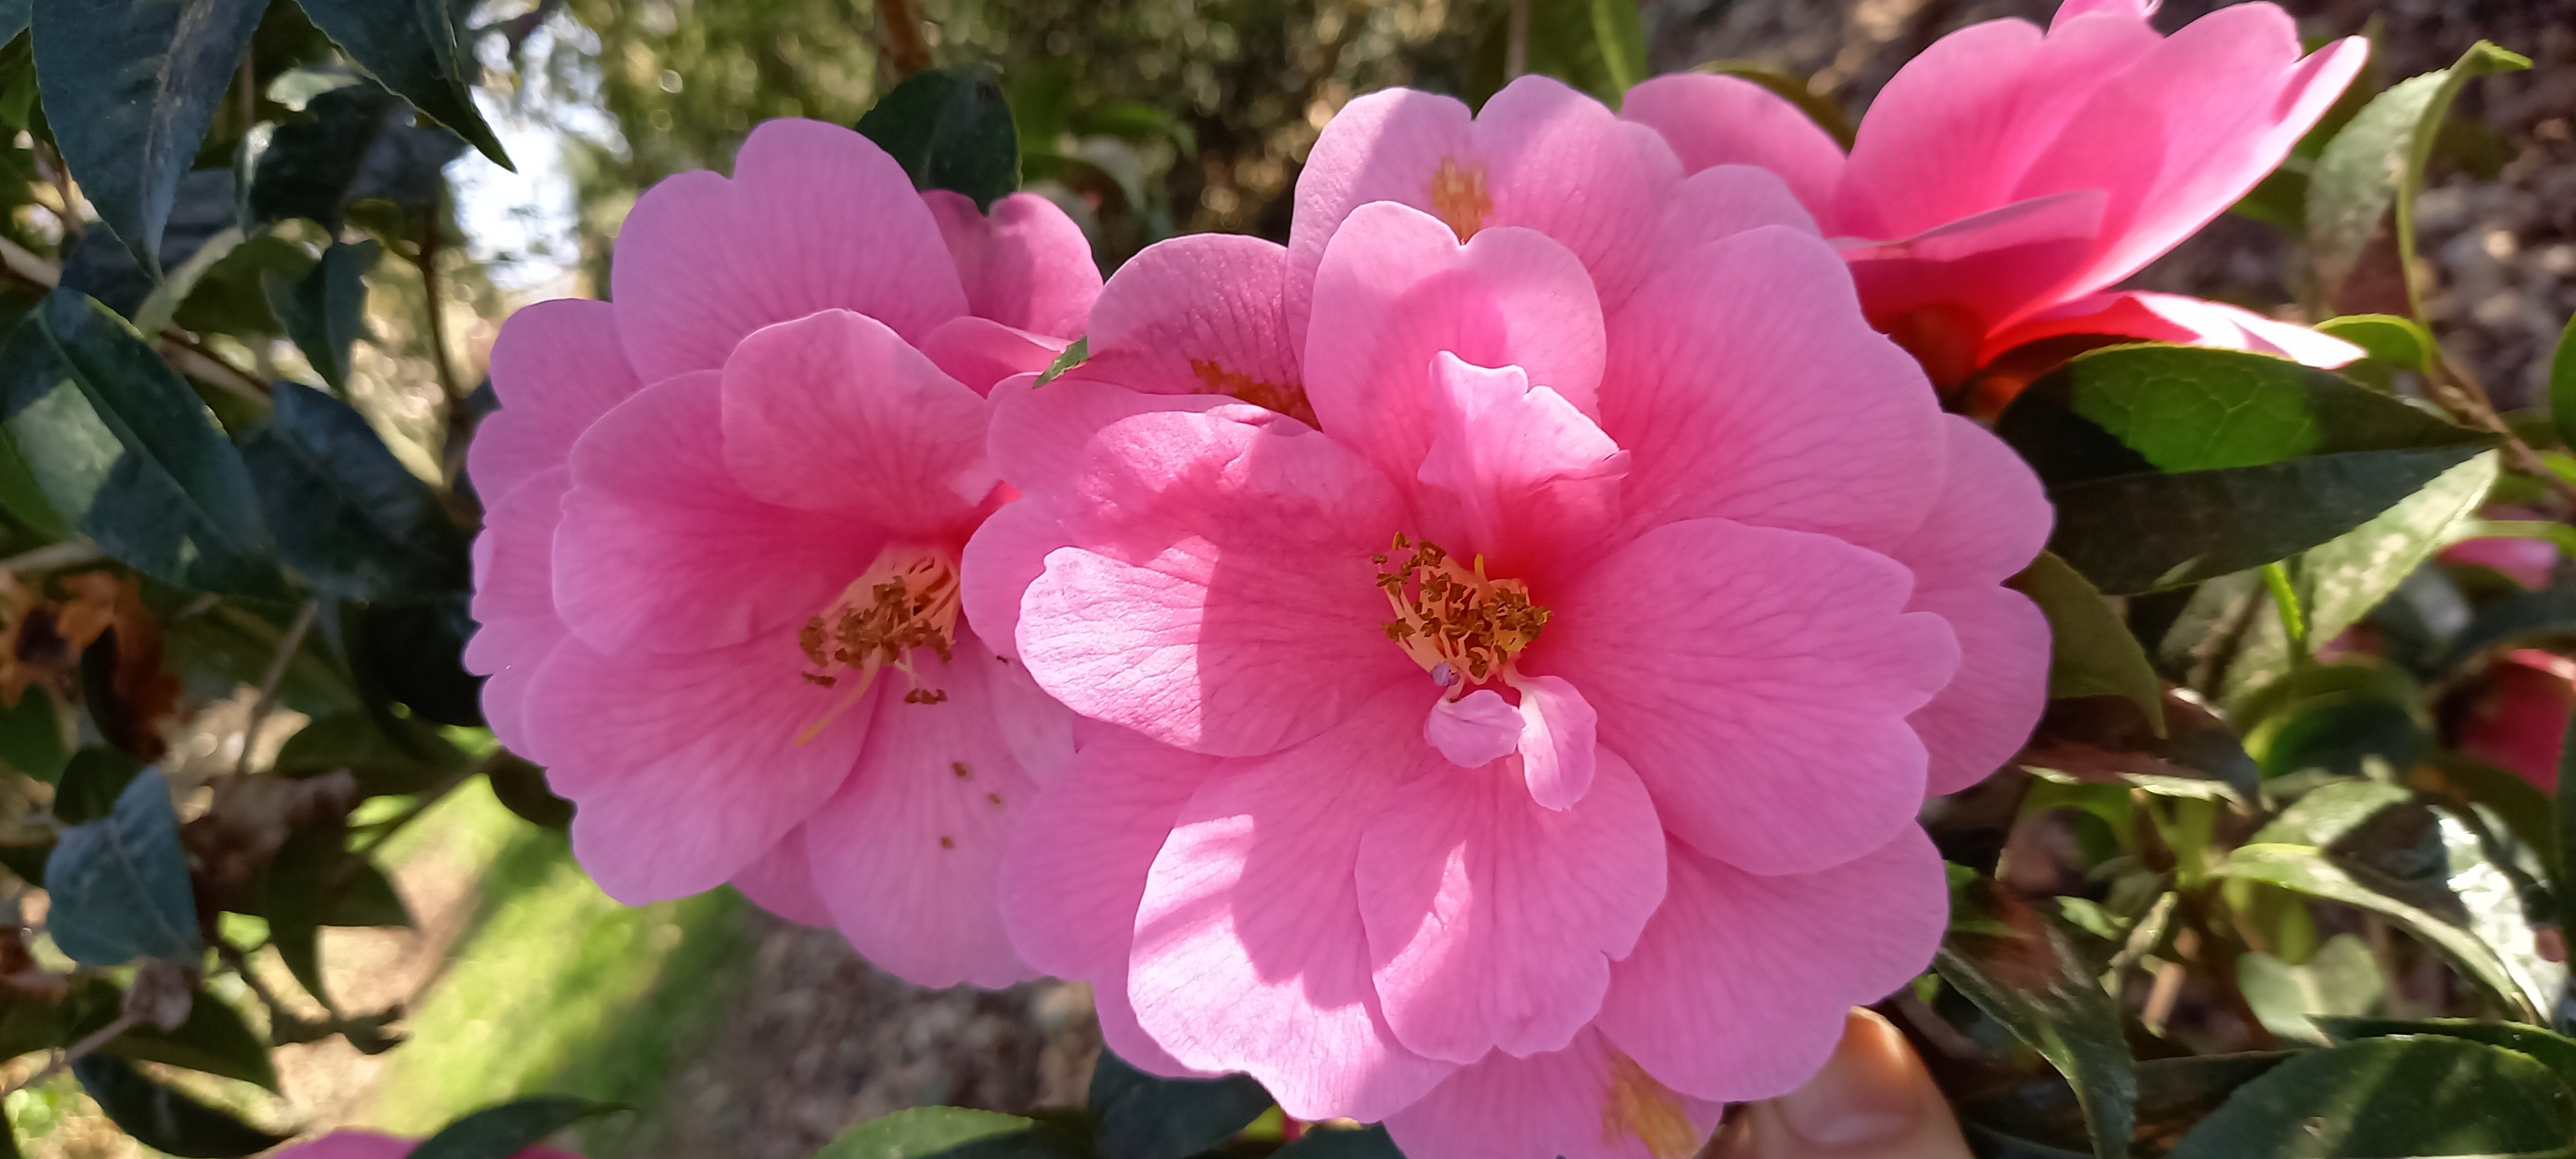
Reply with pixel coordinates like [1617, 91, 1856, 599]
[464, 118, 1095, 986]
[272, 1132, 578, 1159]
[2459, 649, 2576, 793]
[976, 155, 2052, 1156]
[1617, 0, 2367, 391]
[2441, 507, 2561, 590]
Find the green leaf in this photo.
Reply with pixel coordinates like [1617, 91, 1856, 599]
[2019, 692, 2259, 803]
[1994, 344, 2495, 594]
[1273, 1126, 1404, 1159]
[44, 767, 198, 966]
[263, 828, 337, 1007]
[2561, 704, 2576, 935]
[411, 1096, 622, 1159]
[2008, 552, 2164, 732]
[2308, 42, 2531, 318]
[1688, 61, 1853, 148]
[486, 752, 571, 829]
[272, 710, 466, 796]
[1034, 335, 1088, 386]
[261, 240, 375, 391]
[1089, 1047, 1271, 1159]
[289, 0, 509, 169]
[1934, 880, 2136, 1159]
[2425, 753, 2557, 874]
[0, 427, 71, 542]
[2555, 312, 2576, 455]
[0, 686, 70, 782]
[344, 593, 484, 726]
[71, 1055, 287, 1158]
[2316, 313, 2435, 375]
[1962, 1053, 2294, 1159]
[2168, 1035, 2576, 1158]
[815, 1107, 1085, 1159]
[2317, 1017, 2576, 1089]
[246, 83, 399, 231]
[2237, 934, 2383, 1044]
[2219, 842, 2533, 1020]
[92, 985, 278, 1090]
[0, 1, 24, 44]
[2255, 780, 2414, 847]
[52, 746, 146, 825]
[30, 0, 267, 272]
[242, 382, 468, 600]
[857, 66, 1019, 212]
[1466, 0, 1648, 109]
[0, 291, 282, 596]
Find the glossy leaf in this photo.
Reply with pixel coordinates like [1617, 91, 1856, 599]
[2018, 692, 2259, 802]
[1466, 0, 1649, 109]
[71, 1055, 288, 1158]
[2316, 1017, 2576, 1089]
[1961, 1053, 2293, 1159]
[1089, 1047, 1271, 1159]
[2167, 1035, 2575, 1158]
[30, 0, 266, 272]
[0, 291, 282, 596]
[52, 746, 146, 825]
[262, 239, 375, 391]
[412, 1096, 621, 1159]
[857, 66, 1019, 212]
[2218, 841, 2532, 1021]
[2316, 314, 2434, 375]
[247, 82, 406, 231]
[242, 382, 468, 600]
[2237, 934, 2382, 1044]
[1935, 879, 2136, 1159]
[2424, 753, 2556, 874]
[815, 1107, 1085, 1159]
[290, 0, 509, 169]
[44, 768, 198, 966]
[2008, 552, 2164, 733]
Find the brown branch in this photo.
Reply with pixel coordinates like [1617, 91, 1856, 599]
[2423, 350, 2576, 511]
[0, 236, 270, 401]
[238, 598, 320, 777]
[875, 0, 934, 79]
[0, 1008, 138, 1098]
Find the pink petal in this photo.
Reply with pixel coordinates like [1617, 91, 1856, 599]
[469, 298, 643, 502]
[1651, 165, 1821, 258]
[1061, 233, 1307, 419]
[1413, 353, 1627, 581]
[2445, 534, 2561, 592]
[1621, 73, 1846, 219]
[729, 826, 832, 927]
[552, 372, 882, 655]
[1883, 416, 2054, 592]
[1356, 746, 1663, 1062]
[1511, 673, 1597, 811]
[1014, 407, 1417, 757]
[920, 317, 1066, 396]
[2056, 0, 2157, 26]
[609, 118, 966, 383]
[465, 466, 571, 758]
[1594, 827, 1947, 1102]
[1283, 86, 1474, 344]
[1000, 726, 1220, 978]
[958, 499, 1071, 664]
[526, 627, 870, 903]
[1461, 75, 1687, 311]
[1384, 1028, 1726, 1159]
[1837, 190, 2108, 343]
[1129, 697, 1458, 1120]
[1983, 290, 2366, 368]
[802, 625, 1063, 988]
[1910, 584, 2052, 796]
[1304, 204, 1606, 495]
[720, 309, 998, 532]
[922, 189, 1101, 339]
[1603, 227, 1943, 556]
[1537, 518, 1956, 874]
[988, 369, 1270, 506]
[1423, 690, 1522, 769]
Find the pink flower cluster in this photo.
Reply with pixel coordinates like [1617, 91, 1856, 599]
[465, 2, 2358, 1155]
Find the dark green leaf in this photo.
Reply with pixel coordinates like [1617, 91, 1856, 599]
[2217, 842, 2532, 1020]
[323, 856, 409, 927]
[55, 171, 238, 321]
[247, 82, 397, 231]
[1467, 0, 1649, 109]
[411, 1095, 621, 1159]
[1273, 1126, 1405, 1159]
[2316, 1017, 2576, 1089]
[2018, 692, 2259, 802]
[1994, 344, 2494, 594]
[0, 1, 24, 44]
[1935, 880, 2136, 1159]
[345, 594, 484, 726]
[2424, 753, 2556, 874]
[289, 0, 508, 169]
[486, 752, 571, 829]
[0, 291, 281, 596]
[0, 427, 70, 542]
[1088, 1047, 1271, 1159]
[815, 1107, 1085, 1159]
[0, 685, 70, 782]
[263, 828, 337, 1006]
[2315, 314, 2434, 375]
[857, 66, 1019, 212]
[2167, 1035, 2575, 1158]
[92, 986, 278, 1090]
[261, 240, 375, 391]
[0, 838, 49, 888]
[171, 233, 308, 337]
[242, 382, 468, 600]
[44, 767, 198, 966]
[30, 0, 265, 271]
[52, 746, 146, 825]
[162, 598, 362, 721]
[2557, 310, 2576, 459]
[1688, 61, 1852, 148]
[2008, 552, 2164, 732]
[271, 710, 465, 796]
[72, 1055, 287, 1158]
[1961, 1053, 2293, 1159]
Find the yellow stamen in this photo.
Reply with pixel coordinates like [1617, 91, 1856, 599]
[1190, 357, 1317, 426]
[1602, 1053, 1698, 1159]
[795, 545, 961, 742]
[1427, 157, 1493, 242]
[1374, 532, 1547, 689]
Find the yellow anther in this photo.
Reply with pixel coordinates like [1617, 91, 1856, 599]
[1427, 157, 1493, 242]
[794, 545, 961, 742]
[1602, 1053, 1697, 1159]
[1375, 532, 1547, 689]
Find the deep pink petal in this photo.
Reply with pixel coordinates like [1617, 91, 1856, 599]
[802, 625, 1065, 988]
[1061, 233, 1306, 419]
[922, 189, 1101, 339]
[1604, 227, 1943, 555]
[920, 317, 1066, 396]
[553, 372, 882, 655]
[1129, 697, 1457, 1120]
[1911, 584, 2052, 796]
[1511, 673, 1597, 810]
[729, 826, 832, 927]
[1537, 519, 1956, 874]
[1384, 1028, 1726, 1159]
[1883, 416, 2054, 592]
[1982, 290, 2365, 368]
[1356, 746, 1663, 1062]
[721, 309, 998, 531]
[1000, 726, 1220, 978]
[609, 118, 966, 382]
[1413, 353, 1627, 580]
[1423, 690, 1522, 769]
[1014, 407, 1417, 757]
[1594, 828, 1947, 1102]
[469, 299, 643, 501]
[1837, 190, 2108, 343]
[1621, 73, 1846, 219]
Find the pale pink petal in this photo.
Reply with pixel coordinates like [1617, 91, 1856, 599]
[1982, 290, 2365, 368]
[803, 625, 1061, 988]
[1014, 408, 1417, 757]
[1911, 584, 2052, 796]
[1882, 416, 2054, 592]
[1650, 165, 1821, 259]
[1061, 233, 1305, 419]
[1305, 205, 1605, 494]
[1283, 86, 1475, 343]
[922, 189, 1101, 339]
[2055, 0, 2156, 26]
[721, 309, 999, 531]
[1594, 828, 1947, 1102]
[466, 466, 571, 758]
[1356, 747, 1663, 1062]
[1129, 697, 1457, 1120]
[999, 726, 1220, 978]
[1413, 353, 1627, 581]
[987, 375, 1264, 505]
[552, 373, 882, 655]
[958, 500, 1069, 664]
[1423, 690, 1522, 769]
[920, 316, 1067, 396]
[1511, 674, 1598, 811]
[526, 628, 870, 903]
[1837, 190, 2108, 343]
[469, 298, 643, 501]
[609, 118, 966, 382]
[1384, 1028, 1727, 1159]
[1621, 73, 1846, 218]
[1463, 75, 1687, 311]
[1604, 227, 1943, 556]
[1536, 519, 1956, 874]
[1095, 965, 1213, 1078]
[729, 826, 832, 927]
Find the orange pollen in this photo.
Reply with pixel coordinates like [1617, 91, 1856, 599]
[1426, 157, 1492, 242]
[1602, 1053, 1698, 1159]
[793, 545, 961, 742]
[1190, 357, 1317, 427]
[1372, 532, 1548, 691]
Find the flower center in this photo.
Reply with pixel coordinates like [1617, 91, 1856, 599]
[1426, 157, 1492, 242]
[1374, 532, 1548, 692]
[793, 545, 960, 742]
